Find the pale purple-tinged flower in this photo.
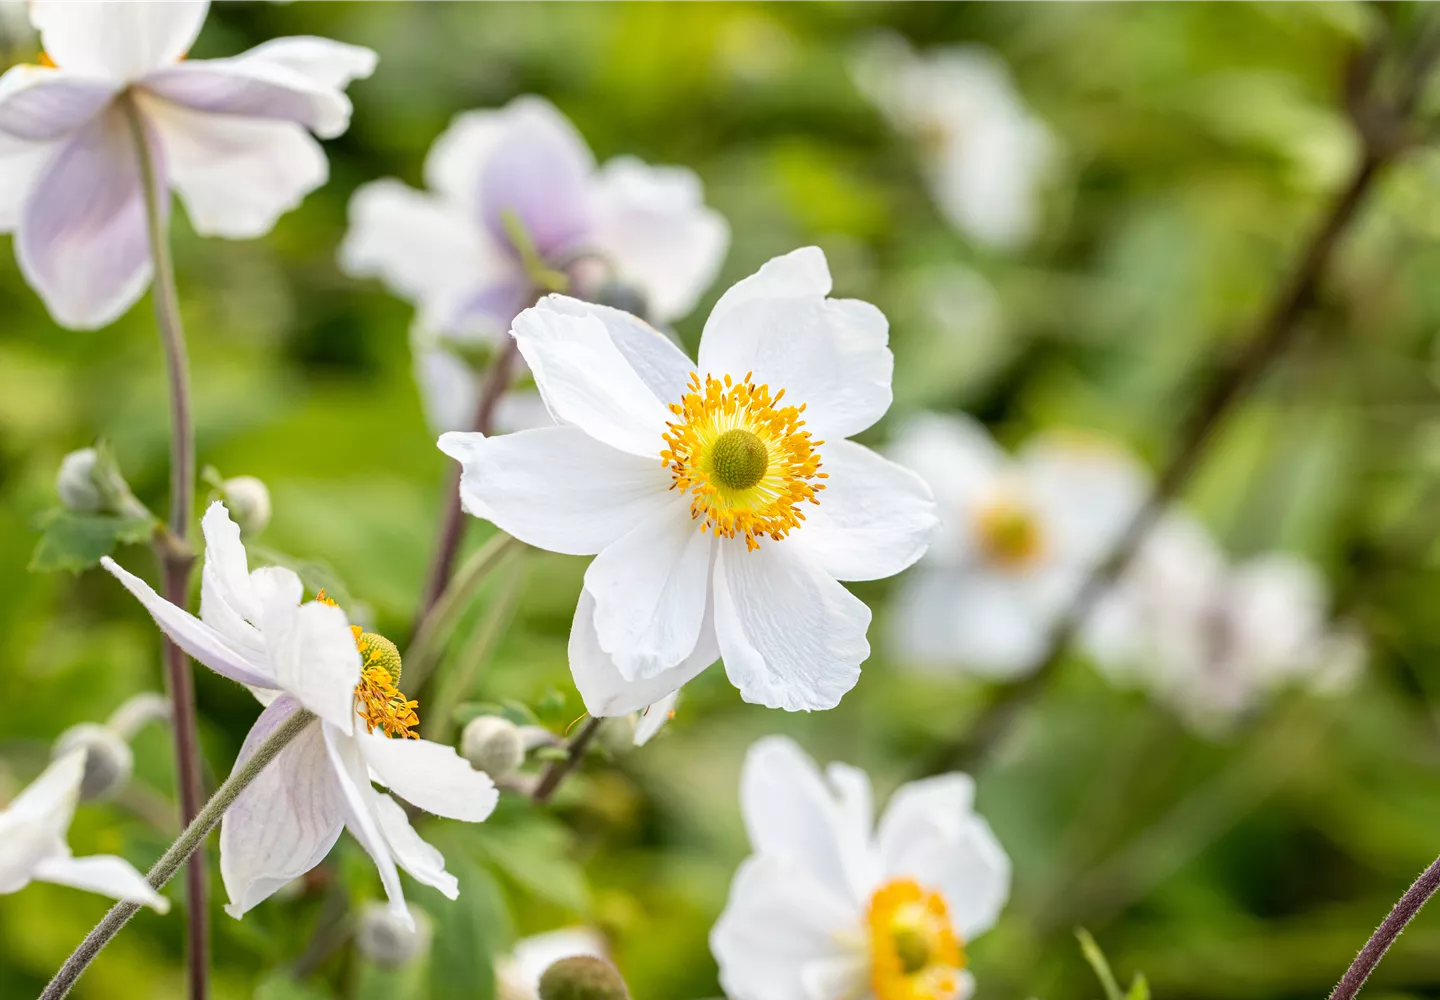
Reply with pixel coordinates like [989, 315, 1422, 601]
[0, 0, 376, 329]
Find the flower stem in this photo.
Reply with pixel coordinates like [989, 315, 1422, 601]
[40, 710, 317, 1000]
[1328, 853, 1440, 1000]
[531, 716, 603, 804]
[120, 91, 209, 1000]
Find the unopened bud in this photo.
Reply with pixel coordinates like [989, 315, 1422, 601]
[461, 715, 526, 780]
[355, 901, 430, 969]
[538, 956, 630, 1000]
[595, 715, 638, 757]
[591, 282, 649, 321]
[222, 476, 271, 537]
[53, 724, 133, 802]
[56, 449, 104, 512]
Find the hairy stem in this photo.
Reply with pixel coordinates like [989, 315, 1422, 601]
[40, 710, 317, 1000]
[121, 91, 209, 1000]
[532, 717, 604, 804]
[1328, 854, 1440, 1000]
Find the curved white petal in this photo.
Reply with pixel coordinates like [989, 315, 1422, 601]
[876, 773, 1011, 940]
[31, 0, 208, 81]
[358, 730, 498, 823]
[534, 295, 695, 405]
[216, 35, 377, 91]
[890, 569, 1051, 679]
[589, 157, 729, 322]
[261, 598, 361, 735]
[710, 854, 860, 1000]
[511, 299, 673, 456]
[0, 750, 85, 894]
[633, 691, 678, 746]
[16, 106, 152, 330]
[714, 542, 870, 711]
[372, 793, 458, 899]
[705, 245, 831, 332]
[322, 722, 411, 930]
[0, 65, 117, 142]
[0, 132, 57, 232]
[33, 854, 169, 912]
[886, 413, 1007, 560]
[138, 94, 325, 239]
[438, 427, 674, 556]
[585, 505, 713, 680]
[699, 293, 892, 441]
[102, 556, 276, 689]
[790, 440, 937, 582]
[220, 697, 341, 918]
[569, 590, 717, 717]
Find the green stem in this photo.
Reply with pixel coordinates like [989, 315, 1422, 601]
[408, 533, 523, 695]
[40, 710, 317, 1000]
[531, 717, 604, 804]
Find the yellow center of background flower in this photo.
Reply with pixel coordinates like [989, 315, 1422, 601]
[316, 590, 420, 739]
[867, 878, 966, 1000]
[974, 499, 1044, 570]
[661, 372, 825, 551]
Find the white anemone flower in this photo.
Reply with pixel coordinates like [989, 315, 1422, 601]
[439, 247, 937, 722]
[853, 36, 1054, 250]
[887, 413, 1147, 679]
[0, 0, 376, 329]
[340, 94, 729, 342]
[1084, 512, 1363, 734]
[101, 503, 498, 928]
[711, 736, 1010, 1000]
[0, 748, 168, 912]
[496, 927, 608, 1000]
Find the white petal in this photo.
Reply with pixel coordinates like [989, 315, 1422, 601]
[33, 854, 169, 912]
[699, 289, 893, 441]
[740, 736, 874, 904]
[714, 542, 870, 711]
[438, 426, 675, 556]
[633, 691, 678, 746]
[875, 774, 1011, 939]
[585, 505, 713, 680]
[711, 854, 859, 1000]
[31, 0, 208, 81]
[588, 156, 729, 322]
[198, 500, 261, 633]
[357, 730, 498, 823]
[886, 412, 1006, 529]
[138, 94, 326, 239]
[213, 35, 377, 91]
[261, 598, 361, 735]
[789, 440, 936, 582]
[371, 793, 458, 899]
[218, 698, 341, 918]
[533, 295, 695, 405]
[412, 335, 478, 434]
[890, 570, 1050, 679]
[1022, 433, 1148, 570]
[0, 750, 83, 892]
[511, 298, 673, 457]
[16, 106, 152, 330]
[322, 722, 411, 929]
[102, 556, 276, 689]
[0, 132, 56, 232]
[705, 245, 831, 331]
[0, 65, 117, 142]
[569, 590, 718, 717]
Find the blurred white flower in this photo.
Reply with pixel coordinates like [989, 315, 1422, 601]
[1084, 512, 1363, 734]
[888, 412, 1146, 678]
[410, 326, 553, 436]
[0, 0, 376, 329]
[102, 503, 497, 928]
[854, 36, 1054, 250]
[356, 901, 432, 969]
[711, 736, 1010, 1000]
[440, 248, 936, 724]
[497, 927, 608, 1000]
[0, 749, 168, 912]
[341, 94, 729, 342]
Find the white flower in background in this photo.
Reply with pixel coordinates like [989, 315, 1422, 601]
[853, 35, 1054, 250]
[440, 248, 936, 723]
[497, 927, 608, 1000]
[0, 748, 168, 912]
[887, 412, 1147, 679]
[102, 503, 498, 928]
[0, 0, 376, 329]
[410, 325, 553, 435]
[711, 736, 1009, 1000]
[1084, 512, 1363, 734]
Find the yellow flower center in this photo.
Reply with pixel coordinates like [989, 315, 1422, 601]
[974, 498, 1044, 570]
[867, 878, 966, 1000]
[316, 591, 420, 739]
[661, 372, 825, 551]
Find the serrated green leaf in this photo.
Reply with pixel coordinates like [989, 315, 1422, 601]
[29, 508, 155, 573]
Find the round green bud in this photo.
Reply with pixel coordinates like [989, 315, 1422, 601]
[538, 956, 630, 1000]
[355, 901, 430, 969]
[709, 429, 768, 491]
[222, 475, 271, 536]
[56, 449, 104, 512]
[460, 715, 526, 780]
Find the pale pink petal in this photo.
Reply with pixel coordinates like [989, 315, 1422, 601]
[0, 132, 57, 232]
[31, 0, 209, 81]
[0, 65, 117, 141]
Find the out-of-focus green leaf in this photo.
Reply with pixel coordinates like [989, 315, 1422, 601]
[421, 843, 513, 1000]
[475, 813, 592, 914]
[28, 508, 154, 573]
[254, 971, 333, 1000]
[1078, 928, 1124, 1000]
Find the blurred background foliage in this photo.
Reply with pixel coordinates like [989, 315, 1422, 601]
[4, 2, 1440, 999]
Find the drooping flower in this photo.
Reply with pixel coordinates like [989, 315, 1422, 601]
[853, 35, 1054, 250]
[1084, 511, 1364, 734]
[711, 736, 1010, 1000]
[439, 247, 937, 722]
[0, 748, 168, 912]
[0, 0, 376, 329]
[886, 412, 1147, 678]
[497, 927, 609, 1000]
[102, 503, 498, 927]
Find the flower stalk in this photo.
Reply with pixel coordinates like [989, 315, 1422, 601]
[40, 709, 318, 1000]
[120, 90, 210, 1000]
[1328, 853, 1440, 1000]
[531, 716, 604, 804]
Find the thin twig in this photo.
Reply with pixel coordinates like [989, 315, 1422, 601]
[531, 717, 604, 804]
[407, 533, 524, 696]
[121, 91, 208, 1000]
[1329, 854, 1440, 1000]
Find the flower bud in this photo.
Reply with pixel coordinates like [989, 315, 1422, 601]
[538, 956, 630, 1000]
[461, 715, 526, 780]
[355, 901, 430, 969]
[591, 281, 649, 321]
[56, 449, 105, 512]
[53, 723, 134, 802]
[221, 475, 271, 537]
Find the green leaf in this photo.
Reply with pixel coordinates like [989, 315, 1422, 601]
[421, 838, 512, 1000]
[29, 507, 155, 573]
[475, 814, 591, 913]
[1077, 928, 1124, 1000]
[254, 971, 333, 1000]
